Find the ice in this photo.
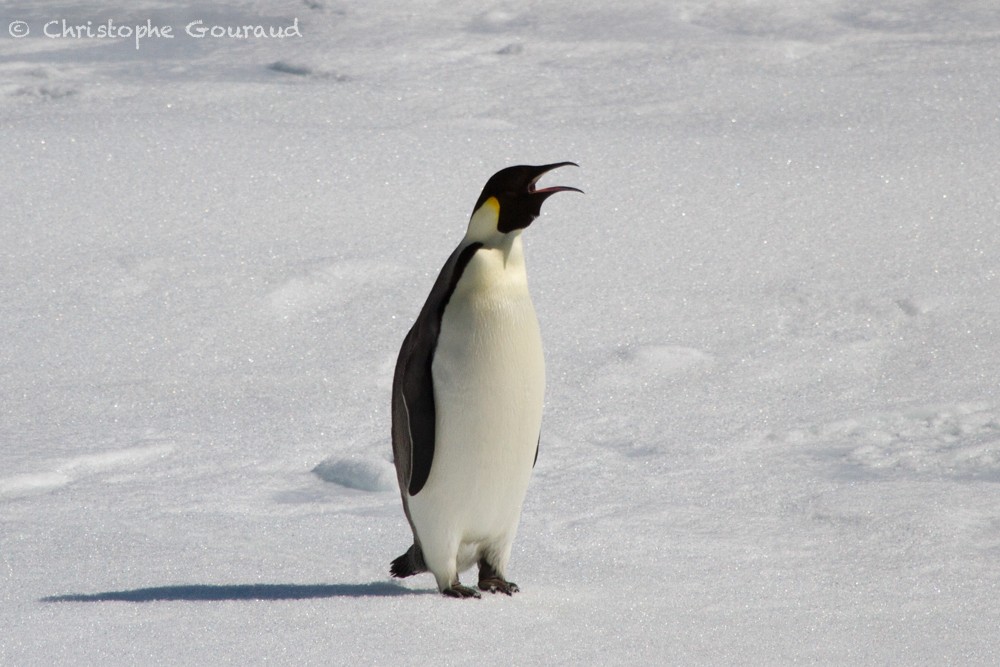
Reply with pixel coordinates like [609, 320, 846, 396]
[3, 0, 1000, 664]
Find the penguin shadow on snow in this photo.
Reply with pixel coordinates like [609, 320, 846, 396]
[41, 581, 428, 603]
[41, 459, 425, 603]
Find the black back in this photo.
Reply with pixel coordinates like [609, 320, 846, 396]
[392, 242, 483, 496]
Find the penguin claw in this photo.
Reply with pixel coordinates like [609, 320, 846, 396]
[442, 584, 482, 599]
[478, 578, 520, 595]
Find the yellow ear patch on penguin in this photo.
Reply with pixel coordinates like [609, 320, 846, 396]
[465, 196, 503, 242]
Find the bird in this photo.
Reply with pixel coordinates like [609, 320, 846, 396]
[389, 162, 581, 598]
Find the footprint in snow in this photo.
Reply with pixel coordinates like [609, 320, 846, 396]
[313, 456, 396, 492]
[468, 9, 532, 33]
[266, 259, 403, 319]
[266, 61, 351, 82]
[496, 43, 523, 55]
[4, 65, 80, 101]
[0, 437, 174, 499]
[617, 344, 713, 372]
[780, 403, 1000, 480]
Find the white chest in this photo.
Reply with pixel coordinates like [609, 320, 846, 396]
[432, 243, 545, 427]
[420, 242, 545, 532]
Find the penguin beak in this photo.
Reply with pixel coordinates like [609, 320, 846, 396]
[479, 161, 582, 233]
[526, 161, 584, 199]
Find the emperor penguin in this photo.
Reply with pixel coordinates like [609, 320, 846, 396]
[389, 162, 581, 598]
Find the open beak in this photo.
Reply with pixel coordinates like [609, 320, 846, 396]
[527, 161, 584, 197]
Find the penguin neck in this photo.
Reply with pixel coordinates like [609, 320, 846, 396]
[454, 234, 530, 300]
[464, 198, 527, 266]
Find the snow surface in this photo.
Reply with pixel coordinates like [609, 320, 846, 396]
[3, 0, 1000, 663]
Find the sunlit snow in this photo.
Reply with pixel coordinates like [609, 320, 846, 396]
[3, 1, 999, 663]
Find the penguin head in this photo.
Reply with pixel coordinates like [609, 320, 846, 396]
[465, 162, 582, 242]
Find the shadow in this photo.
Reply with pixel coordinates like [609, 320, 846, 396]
[42, 581, 426, 603]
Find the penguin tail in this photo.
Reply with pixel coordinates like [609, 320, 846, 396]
[390, 543, 427, 579]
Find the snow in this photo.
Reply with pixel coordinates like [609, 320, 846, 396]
[2, 0, 1000, 663]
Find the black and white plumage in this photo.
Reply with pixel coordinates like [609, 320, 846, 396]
[389, 162, 581, 598]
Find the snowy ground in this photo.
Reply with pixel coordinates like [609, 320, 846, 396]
[3, 0, 1000, 663]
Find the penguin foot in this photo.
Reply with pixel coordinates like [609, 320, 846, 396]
[478, 577, 520, 595]
[477, 558, 519, 595]
[441, 584, 482, 599]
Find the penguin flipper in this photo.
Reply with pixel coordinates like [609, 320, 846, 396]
[392, 325, 436, 496]
[392, 325, 434, 496]
[391, 241, 484, 497]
